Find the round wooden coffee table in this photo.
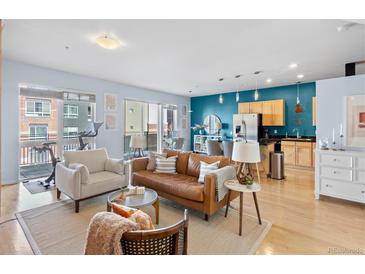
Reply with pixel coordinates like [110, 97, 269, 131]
[107, 188, 160, 224]
[224, 179, 262, 236]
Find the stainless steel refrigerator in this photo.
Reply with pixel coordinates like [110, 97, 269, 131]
[233, 113, 263, 142]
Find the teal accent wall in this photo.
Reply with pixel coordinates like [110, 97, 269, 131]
[190, 82, 316, 147]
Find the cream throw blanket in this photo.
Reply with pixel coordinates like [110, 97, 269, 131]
[84, 212, 139, 255]
[208, 165, 237, 202]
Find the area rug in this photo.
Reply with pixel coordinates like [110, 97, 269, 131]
[22, 178, 55, 194]
[16, 195, 271, 255]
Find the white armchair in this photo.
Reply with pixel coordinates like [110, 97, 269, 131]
[55, 148, 128, 212]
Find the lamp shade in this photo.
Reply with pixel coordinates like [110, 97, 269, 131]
[130, 135, 147, 149]
[232, 141, 261, 163]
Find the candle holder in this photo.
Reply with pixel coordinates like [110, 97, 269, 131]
[331, 141, 338, 151]
[338, 134, 345, 151]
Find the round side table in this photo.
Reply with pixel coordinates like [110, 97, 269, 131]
[224, 179, 262, 236]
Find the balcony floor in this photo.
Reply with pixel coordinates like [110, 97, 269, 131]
[19, 163, 53, 181]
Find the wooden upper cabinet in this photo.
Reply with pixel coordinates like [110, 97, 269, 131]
[249, 101, 263, 114]
[272, 99, 285, 126]
[312, 96, 316, 126]
[238, 102, 250, 114]
[262, 101, 273, 126]
[239, 99, 285, 126]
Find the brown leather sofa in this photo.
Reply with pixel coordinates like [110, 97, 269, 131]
[131, 149, 238, 220]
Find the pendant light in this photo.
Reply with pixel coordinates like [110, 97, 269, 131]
[219, 94, 224, 104]
[295, 81, 304, 113]
[218, 77, 224, 104]
[254, 71, 260, 101]
[235, 74, 241, 102]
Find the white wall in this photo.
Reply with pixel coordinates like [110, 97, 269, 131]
[1, 59, 190, 184]
[316, 74, 365, 151]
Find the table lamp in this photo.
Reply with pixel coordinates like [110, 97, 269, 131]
[232, 141, 261, 184]
[130, 135, 147, 157]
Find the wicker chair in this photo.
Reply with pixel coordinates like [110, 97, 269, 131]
[121, 209, 189, 255]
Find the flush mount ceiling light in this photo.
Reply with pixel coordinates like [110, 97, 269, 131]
[337, 22, 357, 32]
[95, 35, 121, 49]
[289, 63, 298, 69]
[266, 78, 272, 83]
[297, 74, 304, 79]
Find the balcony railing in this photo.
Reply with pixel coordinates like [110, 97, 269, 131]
[19, 137, 96, 167]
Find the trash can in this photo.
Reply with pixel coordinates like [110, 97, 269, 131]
[269, 151, 285, 180]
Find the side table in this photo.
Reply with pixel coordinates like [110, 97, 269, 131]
[224, 179, 262, 236]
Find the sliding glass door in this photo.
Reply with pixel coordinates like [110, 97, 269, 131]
[19, 86, 96, 180]
[124, 100, 159, 159]
[123, 100, 180, 158]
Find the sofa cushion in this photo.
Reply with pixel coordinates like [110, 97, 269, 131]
[163, 149, 191, 174]
[133, 170, 204, 202]
[81, 171, 124, 198]
[187, 153, 231, 178]
[146, 152, 167, 171]
[198, 161, 220, 183]
[64, 148, 108, 173]
[155, 156, 177, 173]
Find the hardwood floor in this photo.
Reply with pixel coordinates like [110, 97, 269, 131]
[1, 168, 364, 255]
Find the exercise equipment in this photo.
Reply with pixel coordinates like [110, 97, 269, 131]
[33, 142, 60, 188]
[78, 122, 103, 150]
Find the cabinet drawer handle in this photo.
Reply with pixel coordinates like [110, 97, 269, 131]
[333, 159, 337, 162]
[333, 171, 337, 174]
[362, 191, 365, 194]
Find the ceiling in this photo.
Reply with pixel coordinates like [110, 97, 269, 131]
[3, 19, 365, 97]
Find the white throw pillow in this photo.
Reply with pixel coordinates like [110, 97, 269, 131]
[198, 161, 220, 183]
[155, 156, 177, 174]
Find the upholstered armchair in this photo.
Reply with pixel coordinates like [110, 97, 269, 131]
[55, 148, 128, 212]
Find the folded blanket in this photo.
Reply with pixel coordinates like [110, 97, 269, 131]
[84, 212, 139, 255]
[208, 165, 237, 202]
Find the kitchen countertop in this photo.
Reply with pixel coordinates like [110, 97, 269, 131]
[259, 136, 316, 145]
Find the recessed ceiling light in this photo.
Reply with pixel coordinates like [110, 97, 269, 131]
[266, 78, 272, 83]
[95, 35, 121, 49]
[289, 63, 298, 69]
[297, 74, 304, 79]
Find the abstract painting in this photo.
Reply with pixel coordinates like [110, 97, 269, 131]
[346, 94, 365, 147]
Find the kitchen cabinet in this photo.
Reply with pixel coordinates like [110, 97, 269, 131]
[312, 96, 316, 126]
[260, 143, 275, 176]
[262, 99, 285, 126]
[262, 101, 273, 125]
[238, 99, 285, 126]
[249, 101, 263, 114]
[272, 99, 285, 126]
[281, 140, 314, 168]
[295, 142, 312, 167]
[281, 141, 296, 166]
[238, 102, 250, 114]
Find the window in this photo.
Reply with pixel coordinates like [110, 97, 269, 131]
[64, 104, 79, 119]
[29, 124, 48, 140]
[26, 99, 51, 117]
[63, 127, 79, 138]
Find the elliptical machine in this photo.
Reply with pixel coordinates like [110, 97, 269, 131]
[33, 142, 60, 188]
[77, 122, 103, 150]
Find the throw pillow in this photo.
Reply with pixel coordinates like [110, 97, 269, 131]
[111, 203, 134, 218]
[198, 161, 220, 183]
[155, 156, 177, 174]
[111, 203, 154, 230]
[146, 152, 167, 171]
